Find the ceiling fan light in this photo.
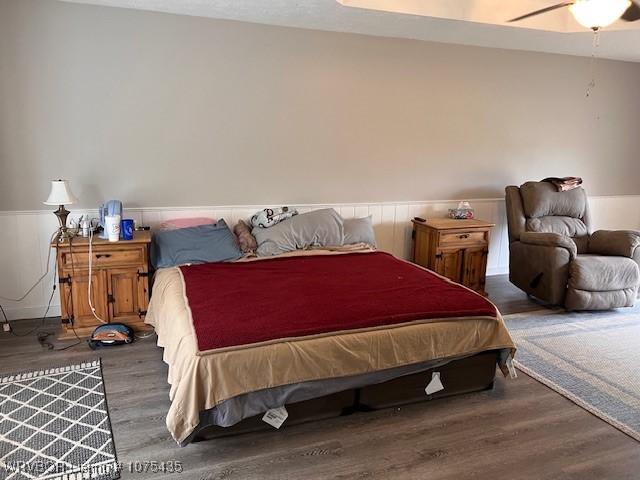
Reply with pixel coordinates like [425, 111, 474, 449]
[569, 0, 631, 29]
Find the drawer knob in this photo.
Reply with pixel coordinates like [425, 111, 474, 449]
[458, 234, 470, 239]
[96, 253, 112, 259]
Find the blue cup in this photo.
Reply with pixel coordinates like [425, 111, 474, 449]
[121, 219, 134, 240]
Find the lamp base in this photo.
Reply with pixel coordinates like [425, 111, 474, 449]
[55, 229, 77, 243]
[53, 205, 75, 243]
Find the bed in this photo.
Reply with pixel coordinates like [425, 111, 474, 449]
[146, 247, 515, 446]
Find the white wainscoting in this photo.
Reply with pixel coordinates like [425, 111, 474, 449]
[1, 195, 638, 321]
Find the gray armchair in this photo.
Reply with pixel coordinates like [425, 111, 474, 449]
[505, 181, 640, 310]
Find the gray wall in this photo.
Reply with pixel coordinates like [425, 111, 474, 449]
[1, 0, 640, 211]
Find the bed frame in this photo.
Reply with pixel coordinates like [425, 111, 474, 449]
[192, 350, 498, 441]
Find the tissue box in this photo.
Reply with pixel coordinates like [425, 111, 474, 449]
[448, 208, 475, 219]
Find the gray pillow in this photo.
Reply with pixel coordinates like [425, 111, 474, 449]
[151, 220, 242, 268]
[253, 208, 344, 256]
[520, 181, 587, 219]
[343, 216, 377, 247]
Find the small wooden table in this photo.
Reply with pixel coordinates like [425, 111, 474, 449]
[411, 218, 494, 296]
[52, 231, 153, 339]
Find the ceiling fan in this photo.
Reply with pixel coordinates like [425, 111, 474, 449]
[509, 0, 640, 30]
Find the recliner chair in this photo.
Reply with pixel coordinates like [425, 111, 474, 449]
[505, 181, 640, 310]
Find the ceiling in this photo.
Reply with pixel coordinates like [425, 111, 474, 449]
[58, 0, 640, 62]
[340, 0, 639, 33]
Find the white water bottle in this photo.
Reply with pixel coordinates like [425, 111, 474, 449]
[105, 215, 121, 242]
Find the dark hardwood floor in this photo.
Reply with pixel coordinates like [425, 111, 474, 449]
[1, 275, 638, 479]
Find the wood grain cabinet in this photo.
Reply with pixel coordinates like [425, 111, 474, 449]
[52, 231, 152, 339]
[411, 218, 494, 296]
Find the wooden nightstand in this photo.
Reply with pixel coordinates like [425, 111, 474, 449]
[52, 231, 152, 339]
[411, 218, 494, 295]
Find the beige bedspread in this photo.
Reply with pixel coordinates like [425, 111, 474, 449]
[146, 249, 515, 444]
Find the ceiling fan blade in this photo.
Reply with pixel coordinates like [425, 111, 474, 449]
[508, 1, 575, 22]
[621, 2, 640, 21]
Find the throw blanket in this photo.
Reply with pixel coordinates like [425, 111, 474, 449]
[542, 176, 583, 191]
[179, 251, 497, 353]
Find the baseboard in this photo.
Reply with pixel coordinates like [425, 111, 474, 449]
[487, 266, 509, 276]
[2, 305, 61, 322]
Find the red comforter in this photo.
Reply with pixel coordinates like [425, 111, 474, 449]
[179, 252, 497, 352]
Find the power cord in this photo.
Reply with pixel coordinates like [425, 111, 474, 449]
[1, 255, 56, 337]
[37, 331, 83, 351]
[0, 230, 83, 351]
[134, 329, 156, 340]
[57, 236, 84, 350]
[87, 227, 156, 340]
[1, 224, 156, 345]
[17, 236, 83, 350]
[0, 230, 59, 303]
[0, 230, 59, 336]
[87, 228, 108, 324]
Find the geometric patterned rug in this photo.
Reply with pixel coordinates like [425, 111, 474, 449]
[0, 359, 119, 479]
[505, 306, 640, 443]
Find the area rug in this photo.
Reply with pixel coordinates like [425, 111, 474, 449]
[505, 306, 640, 442]
[0, 359, 119, 479]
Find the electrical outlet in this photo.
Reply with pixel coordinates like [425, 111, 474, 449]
[2, 323, 11, 332]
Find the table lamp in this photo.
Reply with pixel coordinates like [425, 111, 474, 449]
[44, 179, 78, 242]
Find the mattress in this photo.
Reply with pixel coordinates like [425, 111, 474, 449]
[146, 248, 515, 444]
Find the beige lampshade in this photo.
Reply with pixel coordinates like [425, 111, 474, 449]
[43, 179, 78, 206]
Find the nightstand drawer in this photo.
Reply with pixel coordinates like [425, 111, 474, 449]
[439, 231, 487, 247]
[60, 247, 145, 268]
